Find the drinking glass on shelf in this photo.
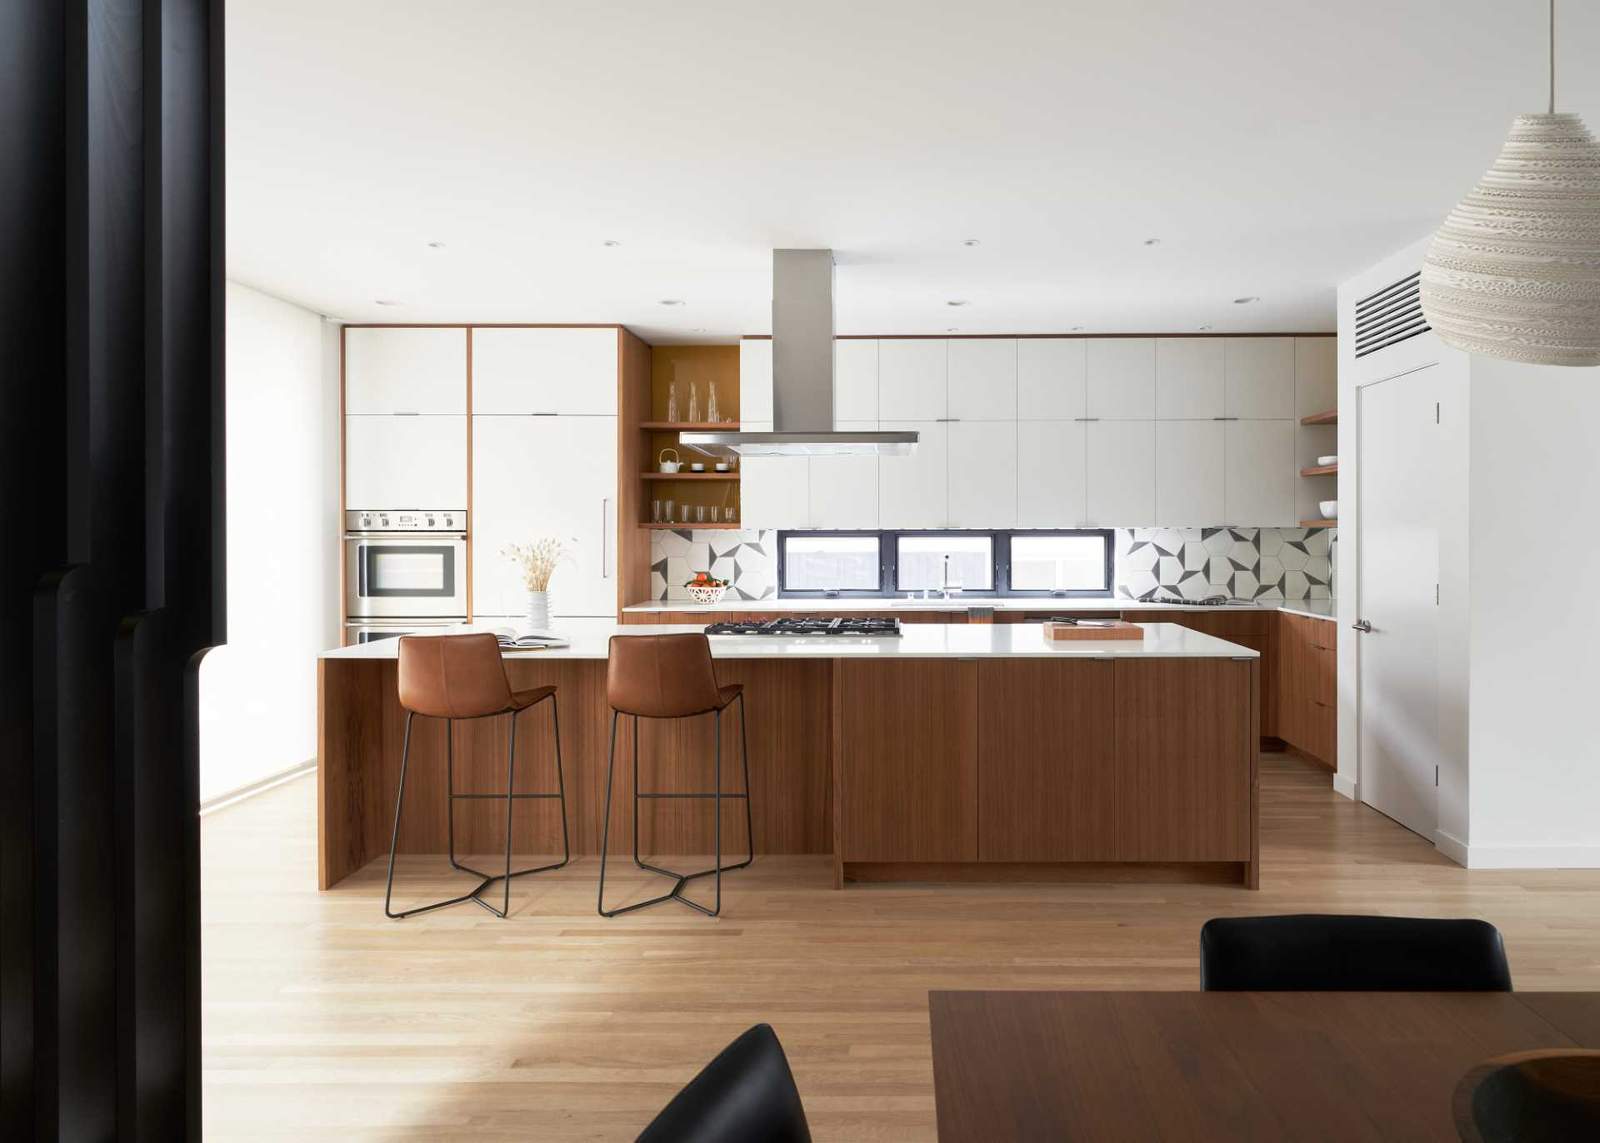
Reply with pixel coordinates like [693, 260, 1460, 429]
[679, 504, 690, 523]
[695, 505, 706, 523]
[651, 499, 663, 523]
[662, 499, 674, 525]
[723, 507, 736, 523]
[666, 381, 680, 423]
[687, 381, 700, 424]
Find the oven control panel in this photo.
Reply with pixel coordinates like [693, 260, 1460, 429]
[345, 509, 466, 533]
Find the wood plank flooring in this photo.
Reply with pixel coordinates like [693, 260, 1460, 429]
[203, 754, 1600, 1141]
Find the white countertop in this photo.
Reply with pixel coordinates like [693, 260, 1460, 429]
[624, 596, 1339, 622]
[322, 620, 1260, 661]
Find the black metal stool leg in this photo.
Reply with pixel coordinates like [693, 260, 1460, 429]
[738, 693, 754, 867]
[385, 712, 494, 920]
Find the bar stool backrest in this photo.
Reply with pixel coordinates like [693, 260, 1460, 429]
[397, 632, 513, 719]
[608, 633, 723, 718]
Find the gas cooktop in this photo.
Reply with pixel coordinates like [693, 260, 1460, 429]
[705, 617, 902, 637]
[1137, 593, 1257, 607]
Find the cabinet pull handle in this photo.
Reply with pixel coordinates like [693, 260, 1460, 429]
[601, 498, 612, 578]
[1074, 417, 1100, 422]
[1213, 416, 1239, 421]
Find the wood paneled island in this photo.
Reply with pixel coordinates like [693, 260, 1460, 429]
[318, 622, 1261, 890]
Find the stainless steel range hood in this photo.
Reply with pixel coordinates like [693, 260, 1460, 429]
[680, 250, 918, 457]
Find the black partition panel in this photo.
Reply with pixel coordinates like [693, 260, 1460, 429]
[1, 1, 223, 1138]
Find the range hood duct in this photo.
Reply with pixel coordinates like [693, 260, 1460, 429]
[680, 249, 918, 457]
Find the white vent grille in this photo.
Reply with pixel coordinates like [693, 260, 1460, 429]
[1354, 270, 1430, 358]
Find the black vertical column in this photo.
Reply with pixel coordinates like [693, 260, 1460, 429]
[0, 1, 223, 1139]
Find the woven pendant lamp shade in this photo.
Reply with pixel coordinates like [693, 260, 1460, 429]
[1421, 112, 1600, 366]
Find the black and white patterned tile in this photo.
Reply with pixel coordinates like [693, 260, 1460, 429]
[650, 529, 778, 601]
[1115, 527, 1333, 601]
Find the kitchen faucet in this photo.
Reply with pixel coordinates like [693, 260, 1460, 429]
[939, 554, 960, 600]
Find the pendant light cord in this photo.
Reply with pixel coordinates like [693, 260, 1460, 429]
[1549, 0, 1556, 114]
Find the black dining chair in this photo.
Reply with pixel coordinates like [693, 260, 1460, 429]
[1454, 1049, 1600, 1142]
[1199, 914, 1513, 991]
[636, 1024, 810, 1143]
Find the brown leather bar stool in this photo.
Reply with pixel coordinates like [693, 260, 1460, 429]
[598, 633, 753, 917]
[385, 632, 570, 919]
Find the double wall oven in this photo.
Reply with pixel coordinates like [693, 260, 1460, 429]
[343, 508, 467, 643]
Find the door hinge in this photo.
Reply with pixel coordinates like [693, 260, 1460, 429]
[1435, 401, 1441, 424]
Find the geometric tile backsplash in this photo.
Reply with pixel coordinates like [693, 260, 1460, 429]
[650, 526, 1334, 603]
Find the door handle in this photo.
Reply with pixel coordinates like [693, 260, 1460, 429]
[1351, 619, 1373, 633]
[600, 498, 612, 578]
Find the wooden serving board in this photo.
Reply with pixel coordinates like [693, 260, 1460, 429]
[1042, 619, 1144, 641]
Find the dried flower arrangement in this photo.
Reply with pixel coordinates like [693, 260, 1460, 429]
[502, 537, 566, 591]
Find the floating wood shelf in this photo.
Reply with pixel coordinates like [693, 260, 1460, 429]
[639, 522, 743, 530]
[1300, 410, 1337, 426]
[639, 421, 740, 431]
[1299, 519, 1339, 528]
[1299, 464, 1338, 477]
[640, 471, 739, 481]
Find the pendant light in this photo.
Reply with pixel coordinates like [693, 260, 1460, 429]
[1421, 0, 1600, 367]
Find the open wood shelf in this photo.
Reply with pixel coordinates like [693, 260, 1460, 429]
[639, 522, 743, 530]
[1300, 409, 1337, 426]
[1299, 464, 1338, 477]
[639, 421, 739, 431]
[640, 471, 739, 481]
[1299, 519, 1339, 528]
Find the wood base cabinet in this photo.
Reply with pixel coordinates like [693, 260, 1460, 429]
[1278, 612, 1336, 765]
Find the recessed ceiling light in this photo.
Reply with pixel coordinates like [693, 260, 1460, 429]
[374, 299, 401, 306]
[426, 241, 446, 249]
[692, 328, 706, 333]
[658, 299, 685, 306]
[1143, 238, 1162, 247]
[961, 238, 980, 247]
[1198, 323, 1214, 331]
[946, 299, 969, 307]
[603, 239, 621, 247]
[1233, 295, 1260, 304]
[1069, 325, 1085, 332]
[946, 327, 959, 332]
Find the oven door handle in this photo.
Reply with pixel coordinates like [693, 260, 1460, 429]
[356, 542, 367, 596]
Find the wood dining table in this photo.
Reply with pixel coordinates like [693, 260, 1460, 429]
[929, 990, 1600, 1141]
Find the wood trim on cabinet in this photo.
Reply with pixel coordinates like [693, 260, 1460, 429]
[338, 326, 348, 644]
[616, 328, 654, 615]
[465, 327, 473, 619]
[738, 332, 1337, 341]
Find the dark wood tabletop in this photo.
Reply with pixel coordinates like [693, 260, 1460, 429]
[929, 990, 1600, 1142]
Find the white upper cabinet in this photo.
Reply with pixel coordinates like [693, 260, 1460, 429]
[1085, 420, 1156, 525]
[471, 414, 617, 617]
[1155, 338, 1226, 419]
[1294, 337, 1337, 418]
[947, 421, 1017, 527]
[1155, 420, 1226, 525]
[471, 327, 618, 415]
[1016, 420, 1088, 527]
[947, 339, 1016, 420]
[1016, 338, 1087, 420]
[809, 421, 878, 529]
[344, 415, 467, 508]
[1224, 337, 1295, 419]
[1225, 420, 1295, 525]
[1086, 338, 1156, 419]
[877, 339, 948, 421]
[736, 421, 809, 530]
[878, 419, 947, 527]
[834, 340, 878, 422]
[739, 339, 774, 424]
[345, 328, 467, 414]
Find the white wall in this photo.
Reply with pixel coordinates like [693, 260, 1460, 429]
[1464, 358, 1600, 866]
[198, 282, 341, 803]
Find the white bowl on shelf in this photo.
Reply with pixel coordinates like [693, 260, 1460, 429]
[1318, 499, 1338, 520]
[1316, 455, 1338, 466]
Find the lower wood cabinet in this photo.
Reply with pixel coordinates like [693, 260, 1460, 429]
[1278, 612, 1336, 764]
[837, 660, 978, 862]
[1130, 610, 1275, 739]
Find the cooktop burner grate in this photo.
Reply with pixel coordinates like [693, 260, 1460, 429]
[704, 617, 903, 637]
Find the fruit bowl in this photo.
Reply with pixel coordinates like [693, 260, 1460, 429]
[685, 583, 728, 604]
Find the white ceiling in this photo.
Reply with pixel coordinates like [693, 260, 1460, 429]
[226, 0, 1600, 344]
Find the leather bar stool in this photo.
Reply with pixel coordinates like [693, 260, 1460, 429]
[598, 633, 753, 917]
[385, 632, 570, 919]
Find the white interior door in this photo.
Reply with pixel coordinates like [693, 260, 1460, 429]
[1357, 365, 1439, 839]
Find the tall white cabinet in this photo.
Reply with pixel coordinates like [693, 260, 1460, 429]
[343, 327, 468, 508]
[738, 335, 1330, 531]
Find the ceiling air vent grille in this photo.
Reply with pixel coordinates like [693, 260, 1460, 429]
[1354, 270, 1430, 358]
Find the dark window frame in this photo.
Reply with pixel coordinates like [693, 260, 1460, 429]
[776, 529, 1115, 599]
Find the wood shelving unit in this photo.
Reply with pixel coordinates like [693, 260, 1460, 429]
[640, 522, 743, 531]
[1299, 519, 1338, 528]
[639, 420, 740, 431]
[632, 346, 744, 532]
[1299, 463, 1338, 477]
[641, 471, 739, 481]
[1300, 409, 1337, 426]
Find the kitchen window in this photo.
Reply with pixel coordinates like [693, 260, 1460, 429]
[778, 532, 883, 595]
[776, 530, 1114, 598]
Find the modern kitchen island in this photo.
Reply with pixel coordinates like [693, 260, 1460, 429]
[318, 622, 1261, 891]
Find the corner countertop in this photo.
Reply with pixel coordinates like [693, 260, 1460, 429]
[321, 620, 1260, 662]
[623, 596, 1340, 623]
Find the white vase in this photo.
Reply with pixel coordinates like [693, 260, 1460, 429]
[525, 590, 550, 631]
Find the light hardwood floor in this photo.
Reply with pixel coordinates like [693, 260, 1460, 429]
[203, 754, 1600, 1141]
